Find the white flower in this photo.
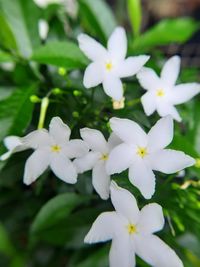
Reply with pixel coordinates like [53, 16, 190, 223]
[33, 0, 63, 8]
[106, 116, 195, 199]
[137, 56, 200, 122]
[78, 27, 150, 101]
[1, 117, 88, 185]
[85, 181, 183, 267]
[38, 19, 49, 40]
[74, 128, 121, 200]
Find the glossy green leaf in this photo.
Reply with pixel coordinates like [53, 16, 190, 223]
[131, 18, 199, 52]
[0, 85, 37, 141]
[31, 41, 88, 69]
[127, 0, 142, 37]
[79, 0, 117, 43]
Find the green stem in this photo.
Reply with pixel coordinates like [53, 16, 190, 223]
[37, 97, 49, 129]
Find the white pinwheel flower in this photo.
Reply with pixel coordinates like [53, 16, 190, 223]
[137, 56, 200, 122]
[74, 128, 121, 200]
[106, 116, 195, 199]
[78, 27, 150, 101]
[85, 181, 183, 267]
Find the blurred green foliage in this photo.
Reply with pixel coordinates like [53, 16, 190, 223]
[0, 0, 199, 266]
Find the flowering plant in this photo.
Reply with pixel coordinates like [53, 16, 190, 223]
[0, 0, 200, 266]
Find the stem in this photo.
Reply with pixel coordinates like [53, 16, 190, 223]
[37, 97, 49, 129]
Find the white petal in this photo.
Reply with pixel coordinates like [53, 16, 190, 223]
[138, 203, 164, 234]
[50, 153, 77, 184]
[106, 143, 134, 175]
[157, 102, 182, 122]
[109, 117, 147, 145]
[135, 235, 183, 267]
[92, 161, 110, 200]
[147, 116, 174, 152]
[78, 33, 107, 61]
[49, 117, 71, 143]
[118, 56, 150, 78]
[102, 76, 123, 101]
[137, 67, 161, 90]
[63, 139, 89, 158]
[110, 181, 140, 222]
[161, 56, 181, 86]
[109, 237, 135, 267]
[74, 152, 100, 173]
[107, 132, 122, 150]
[107, 27, 127, 61]
[84, 211, 119, 243]
[149, 149, 195, 174]
[22, 129, 51, 149]
[80, 128, 108, 153]
[83, 62, 103, 88]
[141, 91, 156, 116]
[172, 83, 200, 105]
[3, 136, 22, 150]
[129, 160, 156, 199]
[23, 148, 50, 185]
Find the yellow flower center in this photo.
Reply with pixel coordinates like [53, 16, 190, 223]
[156, 89, 165, 97]
[101, 154, 109, 161]
[105, 61, 113, 71]
[137, 147, 148, 158]
[127, 223, 137, 235]
[51, 145, 61, 153]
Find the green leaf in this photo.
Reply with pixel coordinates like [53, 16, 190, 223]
[0, 85, 37, 141]
[79, 0, 117, 44]
[31, 193, 89, 234]
[127, 0, 142, 37]
[0, 50, 13, 63]
[0, 0, 40, 58]
[0, 223, 15, 257]
[31, 41, 88, 69]
[131, 18, 199, 52]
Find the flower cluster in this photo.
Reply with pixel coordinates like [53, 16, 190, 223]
[1, 26, 199, 267]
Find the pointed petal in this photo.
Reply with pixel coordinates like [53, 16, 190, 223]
[22, 129, 51, 149]
[141, 91, 156, 116]
[118, 56, 150, 78]
[106, 143, 134, 175]
[3, 136, 22, 150]
[83, 62, 103, 88]
[107, 133, 122, 150]
[172, 83, 200, 105]
[157, 102, 182, 122]
[110, 181, 140, 222]
[49, 117, 71, 143]
[109, 237, 135, 267]
[147, 116, 174, 152]
[63, 139, 89, 158]
[80, 128, 108, 153]
[50, 153, 77, 184]
[92, 161, 110, 200]
[103, 76, 123, 101]
[137, 67, 161, 90]
[74, 152, 100, 173]
[108, 27, 127, 61]
[129, 160, 156, 199]
[149, 149, 195, 174]
[161, 56, 181, 86]
[135, 235, 183, 267]
[78, 33, 107, 61]
[109, 117, 147, 145]
[138, 203, 164, 234]
[84, 211, 119, 243]
[23, 148, 50, 185]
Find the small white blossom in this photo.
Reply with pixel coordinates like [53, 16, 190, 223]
[38, 19, 49, 40]
[106, 116, 195, 199]
[78, 27, 150, 101]
[1, 117, 88, 185]
[137, 56, 200, 122]
[33, 0, 63, 8]
[85, 181, 183, 267]
[74, 128, 121, 200]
